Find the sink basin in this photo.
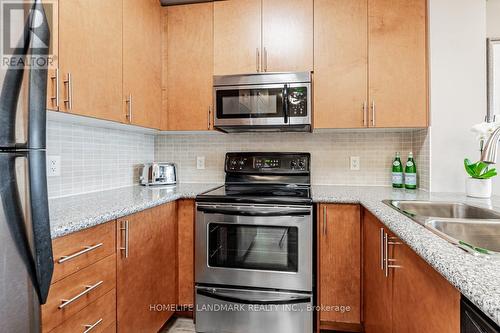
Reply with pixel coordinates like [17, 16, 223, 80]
[387, 200, 500, 220]
[425, 219, 500, 254]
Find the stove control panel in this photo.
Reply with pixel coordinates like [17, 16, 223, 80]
[225, 153, 310, 173]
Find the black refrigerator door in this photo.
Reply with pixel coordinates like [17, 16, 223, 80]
[0, 0, 50, 150]
[0, 151, 54, 305]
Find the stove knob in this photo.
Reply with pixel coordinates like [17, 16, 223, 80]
[298, 160, 305, 169]
[239, 160, 245, 166]
[291, 160, 297, 169]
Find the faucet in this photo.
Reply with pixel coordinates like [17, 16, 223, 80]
[481, 126, 500, 163]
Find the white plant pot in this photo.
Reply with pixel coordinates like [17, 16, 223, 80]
[466, 178, 492, 198]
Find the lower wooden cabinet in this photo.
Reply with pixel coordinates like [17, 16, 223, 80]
[317, 204, 362, 331]
[116, 202, 177, 333]
[177, 199, 195, 312]
[363, 209, 460, 333]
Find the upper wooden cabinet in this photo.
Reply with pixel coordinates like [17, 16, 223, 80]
[368, 0, 428, 127]
[213, 0, 313, 75]
[123, 0, 162, 129]
[314, 0, 428, 129]
[318, 204, 362, 331]
[58, 0, 124, 122]
[314, 0, 368, 129]
[45, 0, 59, 111]
[164, 2, 214, 131]
[213, 0, 261, 76]
[363, 210, 460, 333]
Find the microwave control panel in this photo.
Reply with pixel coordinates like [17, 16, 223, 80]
[226, 153, 310, 173]
[287, 87, 308, 117]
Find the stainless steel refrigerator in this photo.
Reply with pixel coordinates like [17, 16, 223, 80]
[0, 1, 54, 332]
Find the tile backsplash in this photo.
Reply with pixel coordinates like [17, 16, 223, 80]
[46, 118, 430, 198]
[46, 120, 155, 198]
[155, 129, 431, 189]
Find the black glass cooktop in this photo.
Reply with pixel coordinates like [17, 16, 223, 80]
[196, 184, 312, 205]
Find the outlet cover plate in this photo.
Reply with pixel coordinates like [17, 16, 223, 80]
[197, 156, 206, 170]
[47, 156, 61, 177]
[350, 156, 360, 171]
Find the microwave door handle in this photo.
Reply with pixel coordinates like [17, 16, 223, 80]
[197, 289, 311, 305]
[197, 206, 311, 216]
[283, 84, 289, 124]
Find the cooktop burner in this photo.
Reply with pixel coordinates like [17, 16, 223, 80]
[196, 152, 312, 205]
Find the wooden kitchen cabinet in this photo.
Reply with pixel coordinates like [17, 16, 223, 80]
[58, 0, 123, 122]
[164, 2, 213, 131]
[317, 204, 362, 331]
[314, 0, 428, 129]
[177, 199, 195, 311]
[368, 0, 428, 127]
[313, 0, 368, 129]
[261, 0, 313, 73]
[44, 0, 59, 111]
[363, 209, 460, 333]
[363, 211, 393, 333]
[116, 202, 177, 333]
[213, 0, 312, 75]
[213, 0, 261, 75]
[123, 0, 162, 129]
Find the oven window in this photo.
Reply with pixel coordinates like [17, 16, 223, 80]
[208, 223, 298, 272]
[216, 88, 284, 118]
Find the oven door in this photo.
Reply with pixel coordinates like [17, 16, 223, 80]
[214, 83, 311, 129]
[195, 204, 313, 291]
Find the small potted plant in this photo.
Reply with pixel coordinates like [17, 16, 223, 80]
[464, 159, 497, 198]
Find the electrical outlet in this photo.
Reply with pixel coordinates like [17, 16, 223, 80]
[196, 156, 206, 170]
[350, 156, 360, 171]
[47, 156, 61, 177]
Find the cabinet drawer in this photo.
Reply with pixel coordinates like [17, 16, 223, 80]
[49, 289, 116, 333]
[52, 222, 116, 283]
[42, 255, 116, 332]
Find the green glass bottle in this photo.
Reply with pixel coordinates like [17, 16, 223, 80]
[392, 152, 403, 188]
[404, 152, 417, 190]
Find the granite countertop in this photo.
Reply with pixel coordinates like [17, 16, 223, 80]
[48, 183, 220, 239]
[49, 184, 500, 326]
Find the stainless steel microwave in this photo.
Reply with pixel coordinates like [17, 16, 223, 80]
[213, 72, 312, 133]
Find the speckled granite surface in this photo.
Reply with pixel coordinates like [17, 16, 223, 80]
[49, 184, 500, 326]
[48, 183, 220, 239]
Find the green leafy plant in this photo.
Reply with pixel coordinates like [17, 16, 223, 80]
[464, 159, 498, 179]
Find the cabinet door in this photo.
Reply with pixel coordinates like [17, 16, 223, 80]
[123, 0, 162, 129]
[166, 3, 213, 131]
[117, 203, 177, 332]
[392, 241, 460, 333]
[58, 0, 123, 122]
[177, 200, 195, 311]
[363, 211, 393, 333]
[213, 0, 261, 75]
[313, 0, 368, 129]
[44, 0, 59, 111]
[262, 0, 313, 73]
[368, 0, 428, 128]
[318, 204, 361, 329]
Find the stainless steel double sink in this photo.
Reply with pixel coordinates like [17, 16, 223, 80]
[384, 200, 500, 256]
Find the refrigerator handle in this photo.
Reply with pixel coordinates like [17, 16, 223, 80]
[28, 151, 54, 303]
[28, 0, 51, 150]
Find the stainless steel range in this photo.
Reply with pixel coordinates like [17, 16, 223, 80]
[195, 152, 313, 333]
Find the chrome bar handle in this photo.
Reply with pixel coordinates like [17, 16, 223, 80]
[385, 235, 402, 277]
[83, 318, 103, 333]
[264, 47, 268, 72]
[50, 68, 59, 108]
[207, 106, 211, 130]
[57, 243, 103, 264]
[371, 101, 376, 127]
[379, 228, 385, 270]
[384, 232, 389, 277]
[363, 101, 368, 127]
[58, 281, 103, 309]
[256, 48, 260, 72]
[63, 72, 73, 110]
[120, 220, 129, 258]
[323, 206, 327, 235]
[126, 94, 133, 123]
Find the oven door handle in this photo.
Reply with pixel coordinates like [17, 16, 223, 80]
[197, 289, 311, 305]
[197, 206, 311, 217]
